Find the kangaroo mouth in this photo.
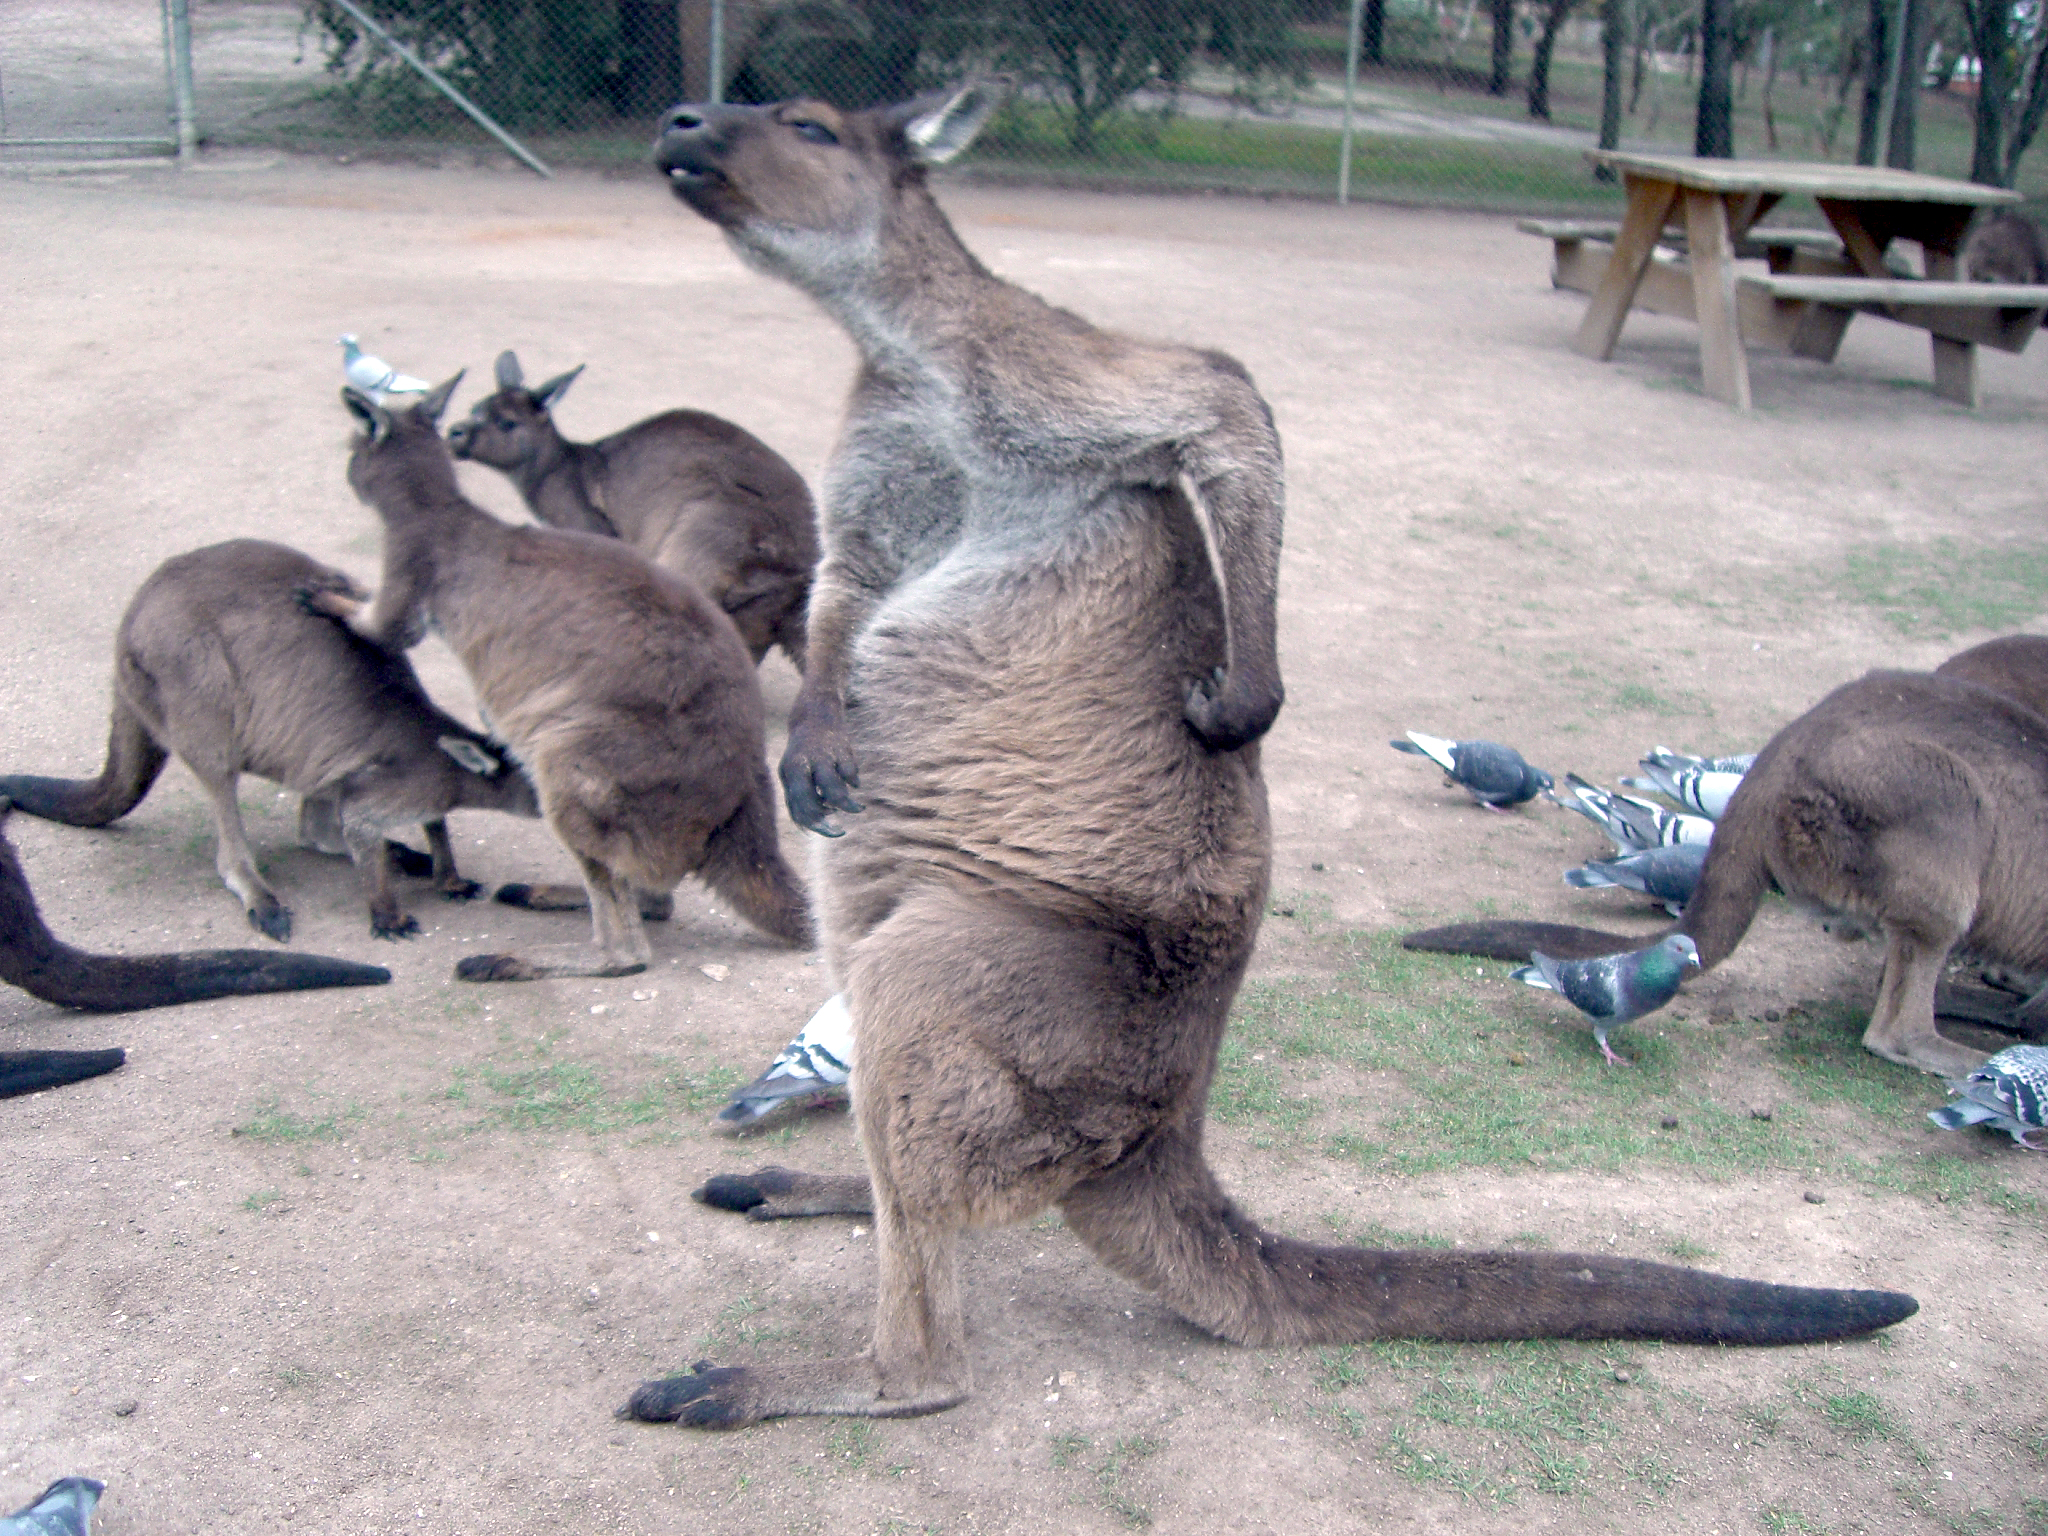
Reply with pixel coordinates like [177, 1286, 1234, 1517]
[653, 138, 735, 218]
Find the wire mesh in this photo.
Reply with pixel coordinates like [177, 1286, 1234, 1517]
[5, 1, 2041, 216]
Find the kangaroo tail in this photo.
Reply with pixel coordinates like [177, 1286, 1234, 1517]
[700, 768, 814, 948]
[0, 699, 169, 826]
[1060, 1123, 1915, 1347]
[1404, 799, 1777, 967]
[0, 818, 389, 1012]
[0, 1048, 127, 1099]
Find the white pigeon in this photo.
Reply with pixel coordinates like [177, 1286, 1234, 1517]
[712, 992, 853, 1135]
[1555, 772, 1714, 854]
[1621, 746, 1748, 819]
[338, 334, 431, 403]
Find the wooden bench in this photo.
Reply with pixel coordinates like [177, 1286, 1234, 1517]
[1519, 218, 1843, 271]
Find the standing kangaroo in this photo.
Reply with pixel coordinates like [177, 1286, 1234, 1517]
[0, 540, 541, 942]
[620, 86, 1914, 1432]
[446, 353, 818, 668]
[1407, 666, 2048, 1078]
[308, 377, 812, 981]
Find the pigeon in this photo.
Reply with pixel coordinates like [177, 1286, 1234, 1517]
[1563, 843, 1708, 916]
[1927, 1044, 2048, 1148]
[1620, 747, 1748, 819]
[712, 992, 853, 1135]
[338, 335, 431, 403]
[1512, 933, 1701, 1065]
[1390, 732, 1553, 809]
[0, 1477, 104, 1536]
[1645, 745, 1756, 776]
[1554, 772, 1713, 854]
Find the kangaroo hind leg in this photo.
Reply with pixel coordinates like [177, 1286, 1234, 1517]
[198, 771, 292, 942]
[697, 766, 812, 946]
[457, 852, 650, 982]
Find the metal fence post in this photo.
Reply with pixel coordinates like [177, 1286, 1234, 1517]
[1339, 0, 1363, 204]
[166, 0, 198, 162]
[709, 0, 726, 104]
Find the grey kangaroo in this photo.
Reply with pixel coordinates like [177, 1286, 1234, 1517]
[619, 85, 1913, 1433]
[0, 796, 390, 1098]
[446, 352, 818, 668]
[307, 377, 812, 981]
[0, 540, 540, 942]
[1408, 661, 2048, 1078]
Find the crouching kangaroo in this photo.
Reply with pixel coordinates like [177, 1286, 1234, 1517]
[618, 85, 1913, 1433]
[1408, 667, 2048, 1078]
[447, 353, 818, 668]
[0, 540, 541, 942]
[0, 796, 390, 1097]
[309, 377, 812, 981]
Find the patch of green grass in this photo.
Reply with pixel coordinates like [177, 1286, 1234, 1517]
[1823, 1390, 1906, 1446]
[240, 1187, 283, 1212]
[273, 1365, 314, 1390]
[1049, 1430, 1091, 1470]
[232, 1098, 363, 1143]
[446, 1055, 743, 1135]
[1837, 539, 2048, 637]
[694, 1294, 787, 1353]
[824, 1421, 879, 1471]
[1221, 929, 2041, 1212]
[1762, 1510, 1832, 1534]
[1612, 682, 1714, 718]
[1049, 1432, 1164, 1529]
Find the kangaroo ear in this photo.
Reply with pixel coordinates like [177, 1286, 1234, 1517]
[416, 371, 466, 426]
[533, 365, 584, 411]
[894, 79, 1007, 165]
[342, 386, 392, 441]
[437, 736, 502, 777]
[494, 350, 524, 389]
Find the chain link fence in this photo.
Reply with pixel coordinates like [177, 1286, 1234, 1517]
[4, 1, 2042, 215]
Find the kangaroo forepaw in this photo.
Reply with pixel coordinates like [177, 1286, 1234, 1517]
[778, 723, 862, 837]
[1182, 667, 1283, 752]
[248, 900, 293, 944]
[619, 1363, 757, 1428]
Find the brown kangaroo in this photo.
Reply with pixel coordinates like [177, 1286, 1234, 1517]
[0, 540, 541, 942]
[1407, 666, 2048, 1078]
[0, 796, 390, 1097]
[307, 377, 812, 981]
[618, 85, 1913, 1433]
[446, 352, 818, 668]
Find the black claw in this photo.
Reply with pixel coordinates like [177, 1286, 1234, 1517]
[250, 903, 293, 944]
[691, 1167, 798, 1212]
[622, 1364, 751, 1427]
[441, 879, 485, 902]
[492, 882, 537, 908]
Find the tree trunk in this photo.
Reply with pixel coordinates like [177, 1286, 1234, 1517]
[1490, 0, 1515, 95]
[1363, 0, 1386, 64]
[1856, 0, 1889, 164]
[1760, 25, 1780, 150]
[1694, 0, 1732, 155]
[1528, 0, 1575, 120]
[1599, 0, 1624, 165]
[1885, 0, 1927, 167]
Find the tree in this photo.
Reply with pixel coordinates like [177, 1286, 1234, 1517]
[1598, 0, 1623, 161]
[1695, 0, 1733, 154]
[1953, 0, 2048, 184]
[1528, 0, 1578, 119]
[1489, 0, 1515, 95]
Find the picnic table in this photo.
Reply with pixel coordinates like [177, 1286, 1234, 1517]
[1534, 150, 2048, 409]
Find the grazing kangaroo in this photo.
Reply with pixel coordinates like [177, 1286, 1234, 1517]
[618, 85, 1914, 1433]
[1407, 667, 2048, 1077]
[446, 352, 818, 668]
[308, 376, 812, 981]
[0, 796, 389, 1096]
[0, 540, 541, 942]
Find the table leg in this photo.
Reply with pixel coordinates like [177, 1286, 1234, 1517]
[1922, 239, 1982, 407]
[1572, 175, 1679, 362]
[1683, 187, 1750, 410]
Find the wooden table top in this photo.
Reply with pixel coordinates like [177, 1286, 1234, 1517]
[1584, 151, 2022, 205]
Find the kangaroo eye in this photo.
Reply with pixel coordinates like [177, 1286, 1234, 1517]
[792, 120, 837, 146]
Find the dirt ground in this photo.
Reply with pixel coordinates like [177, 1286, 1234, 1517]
[2, 150, 2045, 1536]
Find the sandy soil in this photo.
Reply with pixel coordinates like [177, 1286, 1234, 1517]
[1, 151, 2044, 1536]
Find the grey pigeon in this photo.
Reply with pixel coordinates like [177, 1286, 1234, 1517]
[1390, 731, 1553, 809]
[713, 993, 852, 1135]
[1512, 933, 1701, 1065]
[338, 335, 430, 403]
[1621, 747, 1747, 819]
[1927, 1044, 2048, 1148]
[0, 1478, 104, 1536]
[1555, 772, 1713, 853]
[1563, 843, 1708, 916]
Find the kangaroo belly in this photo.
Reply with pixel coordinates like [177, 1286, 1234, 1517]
[823, 491, 1270, 943]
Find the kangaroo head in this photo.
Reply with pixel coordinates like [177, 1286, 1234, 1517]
[438, 734, 542, 817]
[446, 351, 584, 471]
[652, 82, 1004, 288]
[343, 372, 464, 503]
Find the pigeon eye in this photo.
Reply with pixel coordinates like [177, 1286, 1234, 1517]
[792, 120, 837, 146]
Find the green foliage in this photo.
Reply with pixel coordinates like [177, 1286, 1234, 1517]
[1837, 540, 2048, 638]
[233, 1097, 364, 1143]
[446, 1055, 742, 1134]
